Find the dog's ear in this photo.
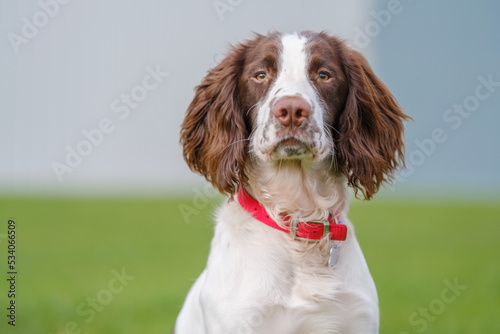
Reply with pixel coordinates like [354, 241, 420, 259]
[180, 38, 257, 196]
[335, 45, 411, 199]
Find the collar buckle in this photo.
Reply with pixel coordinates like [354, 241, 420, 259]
[290, 219, 332, 242]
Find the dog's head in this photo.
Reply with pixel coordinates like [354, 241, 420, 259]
[180, 31, 409, 199]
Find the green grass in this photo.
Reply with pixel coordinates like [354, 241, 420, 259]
[0, 195, 499, 333]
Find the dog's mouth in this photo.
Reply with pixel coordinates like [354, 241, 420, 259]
[272, 137, 312, 160]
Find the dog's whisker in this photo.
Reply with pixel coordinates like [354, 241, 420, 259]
[324, 123, 342, 136]
[246, 103, 260, 116]
[214, 138, 251, 158]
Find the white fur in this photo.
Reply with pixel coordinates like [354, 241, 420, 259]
[175, 33, 379, 333]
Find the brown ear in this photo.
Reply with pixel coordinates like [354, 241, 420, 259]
[335, 46, 411, 199]
[180, 41, 251, 196]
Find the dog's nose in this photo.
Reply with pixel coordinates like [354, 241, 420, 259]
[273, 97, 311, 127]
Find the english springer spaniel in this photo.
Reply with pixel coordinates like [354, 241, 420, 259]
[175, 31, 409, 334]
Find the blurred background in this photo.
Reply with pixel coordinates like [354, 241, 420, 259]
[1, 0, 499, 198]
[0, 0, 499, 333]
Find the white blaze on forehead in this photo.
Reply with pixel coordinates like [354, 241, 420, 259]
[279, 33, 309, 85]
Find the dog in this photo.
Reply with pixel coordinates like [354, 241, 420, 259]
[174, 31, 409, 334]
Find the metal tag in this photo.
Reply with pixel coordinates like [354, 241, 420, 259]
[328, 243, 340, 267]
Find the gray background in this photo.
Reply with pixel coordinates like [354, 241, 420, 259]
[1, 0, 499, 199]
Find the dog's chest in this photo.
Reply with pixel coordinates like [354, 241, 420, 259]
[228, 267, 344, 334]
[207, 203, 346, 332]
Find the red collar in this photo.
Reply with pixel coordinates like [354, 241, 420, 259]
[237, 188, 347, 242]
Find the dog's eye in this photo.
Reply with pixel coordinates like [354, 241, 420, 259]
[319, 72, 330, 81]
[255, 72, 267, 81]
